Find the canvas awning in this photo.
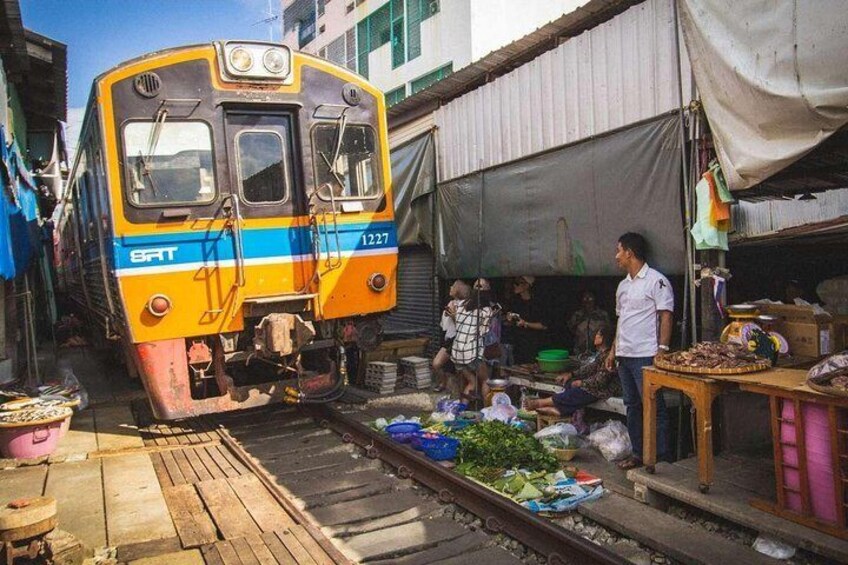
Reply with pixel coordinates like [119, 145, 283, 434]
[678, 0, 848, 192]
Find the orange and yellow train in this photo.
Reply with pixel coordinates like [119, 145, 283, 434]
[54, 42, 397, 419]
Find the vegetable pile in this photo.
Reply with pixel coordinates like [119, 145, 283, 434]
[454, 420, 558, 472]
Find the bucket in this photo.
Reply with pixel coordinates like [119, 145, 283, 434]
[0, 418, 66, 459]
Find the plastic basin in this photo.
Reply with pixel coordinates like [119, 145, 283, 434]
[538, 349, 570, 360]
[536, 358, 570, 372]
[385, 422, 422, 443]
[0, 417, 67, 459]
[420, 435, 460, 461]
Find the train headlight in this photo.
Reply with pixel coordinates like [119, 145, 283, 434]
[147, 294, 172, 317]
[368, 273, 388, 292]
[229, 48, 254, 73]
[218, 42, 293, 83]
[263, 48, 288, 74]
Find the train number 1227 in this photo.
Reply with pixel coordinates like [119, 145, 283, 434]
[361, 232, 389, 247]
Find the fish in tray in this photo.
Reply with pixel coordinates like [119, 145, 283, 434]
[661, 342, 767, 369]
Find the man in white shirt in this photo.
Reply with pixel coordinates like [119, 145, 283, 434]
[605, 233, 673, 469]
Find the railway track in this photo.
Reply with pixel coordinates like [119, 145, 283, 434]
[211, 402, 626, 565]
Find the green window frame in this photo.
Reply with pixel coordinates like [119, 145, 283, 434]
[385, 86, 406, 106]
[410, 62, 452, 94]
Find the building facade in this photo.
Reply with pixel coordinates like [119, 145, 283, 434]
[280, 0, 588, 105]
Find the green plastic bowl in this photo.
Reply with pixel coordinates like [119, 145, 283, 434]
[536, 357, 570, 373]
[537, 349, 569, 360]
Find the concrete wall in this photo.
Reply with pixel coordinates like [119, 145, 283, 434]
[365, 0, 472, 93]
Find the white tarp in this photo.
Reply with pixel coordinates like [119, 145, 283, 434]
[678, 0, 848, 191]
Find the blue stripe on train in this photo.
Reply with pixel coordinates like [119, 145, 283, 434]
[113, 221, 397, 270]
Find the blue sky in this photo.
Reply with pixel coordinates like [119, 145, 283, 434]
[21, 0, 278, 109]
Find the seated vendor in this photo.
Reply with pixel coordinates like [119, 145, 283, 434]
[504, 276, 548, 364]
[524, 326, 620, 416]
[568, 290, 610, 355]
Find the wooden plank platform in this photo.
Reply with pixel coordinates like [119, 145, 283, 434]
[162, 484, 219, 548]
[629, 459, 848, 563]
[44, 458, 106, 549]
[103, 453, 177, 547]
[95, 405, 146, 452]
[579, 492, 780, 565]
[196, 478, 262, 540]
[202, 529, 335, 565]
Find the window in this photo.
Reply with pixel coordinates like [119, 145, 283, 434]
[346, 2, 354, 14]
[391, 0, 405, 68]
[312, 124, 381, 200]
[385, 86, 406, 106]
[345, 28, 357, 71]
[318, 0, 327, 16]
[406, 0, 422, 60]
[123, 121, 216, 206]
[356, 19, 369, 78]
[410, 62, 452, 94]
[236, 131, 289, 204]
[319, 23, 326, 34]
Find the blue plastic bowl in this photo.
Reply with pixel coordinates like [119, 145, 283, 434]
[420, 435, 460, 461]
[385, 422, 422, 443]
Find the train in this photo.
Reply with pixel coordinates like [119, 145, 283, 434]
[54, 41, 398, 420]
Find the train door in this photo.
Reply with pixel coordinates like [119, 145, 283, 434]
[224, 111, 310, 299]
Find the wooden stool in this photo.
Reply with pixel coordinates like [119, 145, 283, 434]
[536, 413, 572, 431]
[0, 497, 57, 565]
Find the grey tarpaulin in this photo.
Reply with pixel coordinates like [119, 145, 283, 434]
[436, 114, 685, 277]
[390, 132, 436, 247]
[678, 0, 848, 191]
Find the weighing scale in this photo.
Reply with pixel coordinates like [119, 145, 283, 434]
[721, 305, 789, 359]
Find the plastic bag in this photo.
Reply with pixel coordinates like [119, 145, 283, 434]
[752, 535, 796, 560]
[481, 392, 517, 422]
[534, 422, 586, 449]
[587, 420, 631, 461]
[59, 366, 89, 411]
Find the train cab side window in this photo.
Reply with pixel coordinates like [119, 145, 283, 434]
[122, 121, 216, 206]
[312, 124, 381, 200]
[236, 131, 289, 204]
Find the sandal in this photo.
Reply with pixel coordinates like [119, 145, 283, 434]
[617, 456, 643, 470]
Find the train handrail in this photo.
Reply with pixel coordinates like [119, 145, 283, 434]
[224, 194, 247, 318]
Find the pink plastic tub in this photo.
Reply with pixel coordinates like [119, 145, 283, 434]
[780, 401, 838, 523]
[0, 417, 66, 459]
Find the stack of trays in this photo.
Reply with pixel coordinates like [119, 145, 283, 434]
[400, 356, 432, 390]
[364, 361, 398, 394]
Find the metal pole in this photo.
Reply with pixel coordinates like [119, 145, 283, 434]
[672, 0, 697, 346]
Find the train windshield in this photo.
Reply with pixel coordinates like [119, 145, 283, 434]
[312, 124, 380, 200]
[123, 121, 216, 206]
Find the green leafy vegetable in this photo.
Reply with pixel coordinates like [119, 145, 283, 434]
[455, 421, 558, 472]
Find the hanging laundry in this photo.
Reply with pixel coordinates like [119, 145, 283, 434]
[690, 175, 729, 251]
[708, 160, 734, 204]
[704, 170, 731, 231]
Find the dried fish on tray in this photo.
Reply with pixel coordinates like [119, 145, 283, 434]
[656, 342, 771, 375]
[0, 406, 72, 427]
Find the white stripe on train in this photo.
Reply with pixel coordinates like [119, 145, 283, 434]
[113, 247, 399, 277]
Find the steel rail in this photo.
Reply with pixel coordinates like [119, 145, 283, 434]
[310, 405, 626, 565]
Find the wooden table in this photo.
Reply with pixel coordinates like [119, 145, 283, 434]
[642, 367, 735, 493]
[642, 365, 848, 537]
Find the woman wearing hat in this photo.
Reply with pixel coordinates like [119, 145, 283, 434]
[504, 275, 549, 364]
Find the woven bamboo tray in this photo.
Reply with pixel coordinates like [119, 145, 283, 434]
[654, 355, 771, 375]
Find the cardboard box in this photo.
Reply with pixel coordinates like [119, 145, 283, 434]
[756, 304, 834, 358]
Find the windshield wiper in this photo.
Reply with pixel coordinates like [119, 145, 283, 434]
[318, 109, 349, 194]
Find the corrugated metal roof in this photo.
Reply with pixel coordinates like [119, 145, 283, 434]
[386, 0, 640, 128]
[731, 188, 848, 244]
[433, 0, 688, 182]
